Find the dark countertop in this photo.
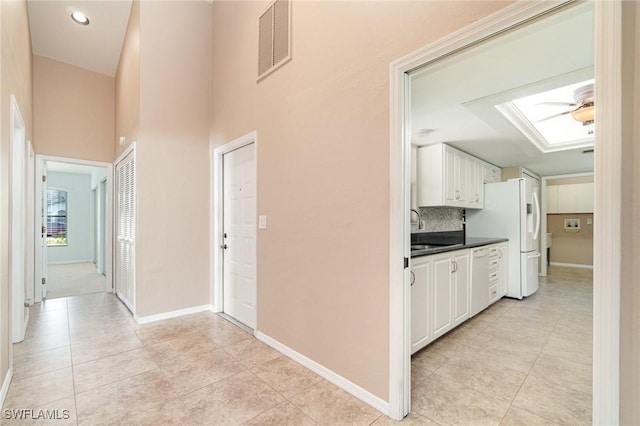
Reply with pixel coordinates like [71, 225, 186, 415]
[410, 230, 508, 257]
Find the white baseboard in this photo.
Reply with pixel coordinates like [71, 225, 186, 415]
[134, 304, 214, 324]
[256, 331, 390, 416]
[1, 368, 12, 407]
[550, 262, 594, 270]
[47, 260, 93, 265]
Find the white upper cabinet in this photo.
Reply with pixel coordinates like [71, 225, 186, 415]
[417, 144, 495, 209]
[575, 183, 594, 212]
[547, 185, 559, 213]
[547, 182, 593, 213]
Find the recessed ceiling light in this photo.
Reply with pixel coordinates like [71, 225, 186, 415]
[71, 11, 90, 25]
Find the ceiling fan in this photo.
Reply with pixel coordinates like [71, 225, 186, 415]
[536, 83, 595, 126]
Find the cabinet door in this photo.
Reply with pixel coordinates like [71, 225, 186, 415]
[444, 146, 457, 204]
[454, 151, 467, 205]
[557, 185, 577, 213]
[547, 185, 558, 214]
[575, 183, 594, 213]
[469, 159, 484, 208]
[498, 243, 509, 298]
[411, 257, 432, 354]
[432, 253, 454, 339]
[452, 250, 470, 325]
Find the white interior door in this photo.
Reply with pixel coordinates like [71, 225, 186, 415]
[10, 96, 28, 342]
[98, 178, 107, 275]
[222, 143, 256, 329]
[40, 162, 48, 300]
[115, 149, 136, 313]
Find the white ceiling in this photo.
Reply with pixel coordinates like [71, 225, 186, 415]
[27, 0, 132, 76]
[411, 2, 595, 176]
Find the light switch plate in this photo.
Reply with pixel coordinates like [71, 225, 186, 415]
[259, 215, 267, 229]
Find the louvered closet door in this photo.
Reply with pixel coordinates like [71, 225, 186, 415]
[115, 150, 136, 313]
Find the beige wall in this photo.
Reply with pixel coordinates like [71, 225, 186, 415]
[620, 1, 640, 423]
[211, 0, 508, 400]
[0, 0, 32, 395]
[33, 56, 114, 162]
[547, 213, 593, 266]
[115, 0, 140, 160]
[114, 1, 212, 317]
[547, 176, 593, 185]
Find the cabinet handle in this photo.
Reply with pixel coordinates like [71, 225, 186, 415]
[410, 271, 415, 286]
[455, 190, 460, 200]
[451, 260, 457, 273]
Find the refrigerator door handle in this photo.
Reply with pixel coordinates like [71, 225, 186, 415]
[527, 252, 542, 259]
[532, 190, 541, 241]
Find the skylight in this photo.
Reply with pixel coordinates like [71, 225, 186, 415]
[495, 79, 595, 153]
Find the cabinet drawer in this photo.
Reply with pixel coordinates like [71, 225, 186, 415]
[488, 271, 499, 283]
[489, 284, 498, 300]
[488, 258, 499, 271]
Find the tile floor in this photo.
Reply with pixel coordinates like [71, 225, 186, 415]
[411, 266, 593, 425]
[3, 266, 592, 425]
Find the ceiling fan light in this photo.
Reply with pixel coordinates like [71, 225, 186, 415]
[570, 104, 594, 123]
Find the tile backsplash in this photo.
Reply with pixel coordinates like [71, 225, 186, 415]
[414, 207, 463, 232]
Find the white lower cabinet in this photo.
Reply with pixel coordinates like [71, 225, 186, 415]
[411, 256, 432, 354]
[452, 250, 470, 325]
[432, 253, 454, 340]
[412, 248, 470, 354]
[497, 242, 509, 300]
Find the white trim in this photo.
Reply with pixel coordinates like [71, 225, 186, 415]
[35, 155, 114, 301]
[0, 368, 12, 407]
[210, 132, 258, 318]
[550, 262, 593, 270]
[256, 331, 390, 416]
[114, 142, 136, 166]
[134, 304, 214, 325]
[388, 0, 611, 421]
[47, 260, 94, 265]
[10, 95, 27, 343]
[593, 1, 621, 424]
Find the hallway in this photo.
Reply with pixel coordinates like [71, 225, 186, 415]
[3, 266, 593, 425]
[3, 294, 386, 425]
[46, 263, 107, 299]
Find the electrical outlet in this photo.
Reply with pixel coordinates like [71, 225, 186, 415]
[564, 218, 581, 230]
[258, 215, 267, 230]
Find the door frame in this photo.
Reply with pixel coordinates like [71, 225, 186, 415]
[34, 155, 114, 303]
[389, 0, 621, 423]
[210, 131, 258, 329]
[540, 171, 594, 276]
[10, 95, 28, 343]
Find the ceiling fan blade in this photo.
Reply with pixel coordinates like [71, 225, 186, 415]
[537, 101, 578, 107]
[535, 110, 572, 123]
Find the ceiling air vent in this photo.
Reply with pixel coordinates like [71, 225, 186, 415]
[258, 0, 291, 81]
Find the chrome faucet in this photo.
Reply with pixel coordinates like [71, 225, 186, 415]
[411, 209, 424, 230]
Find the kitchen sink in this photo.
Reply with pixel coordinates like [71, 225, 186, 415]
[411, 244, 440, 250]
[411, 243, 463, 251]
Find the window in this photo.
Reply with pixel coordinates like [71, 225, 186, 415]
[47, 189, 67, 245]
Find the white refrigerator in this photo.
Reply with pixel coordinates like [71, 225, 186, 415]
[467, 177, 541, 299]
